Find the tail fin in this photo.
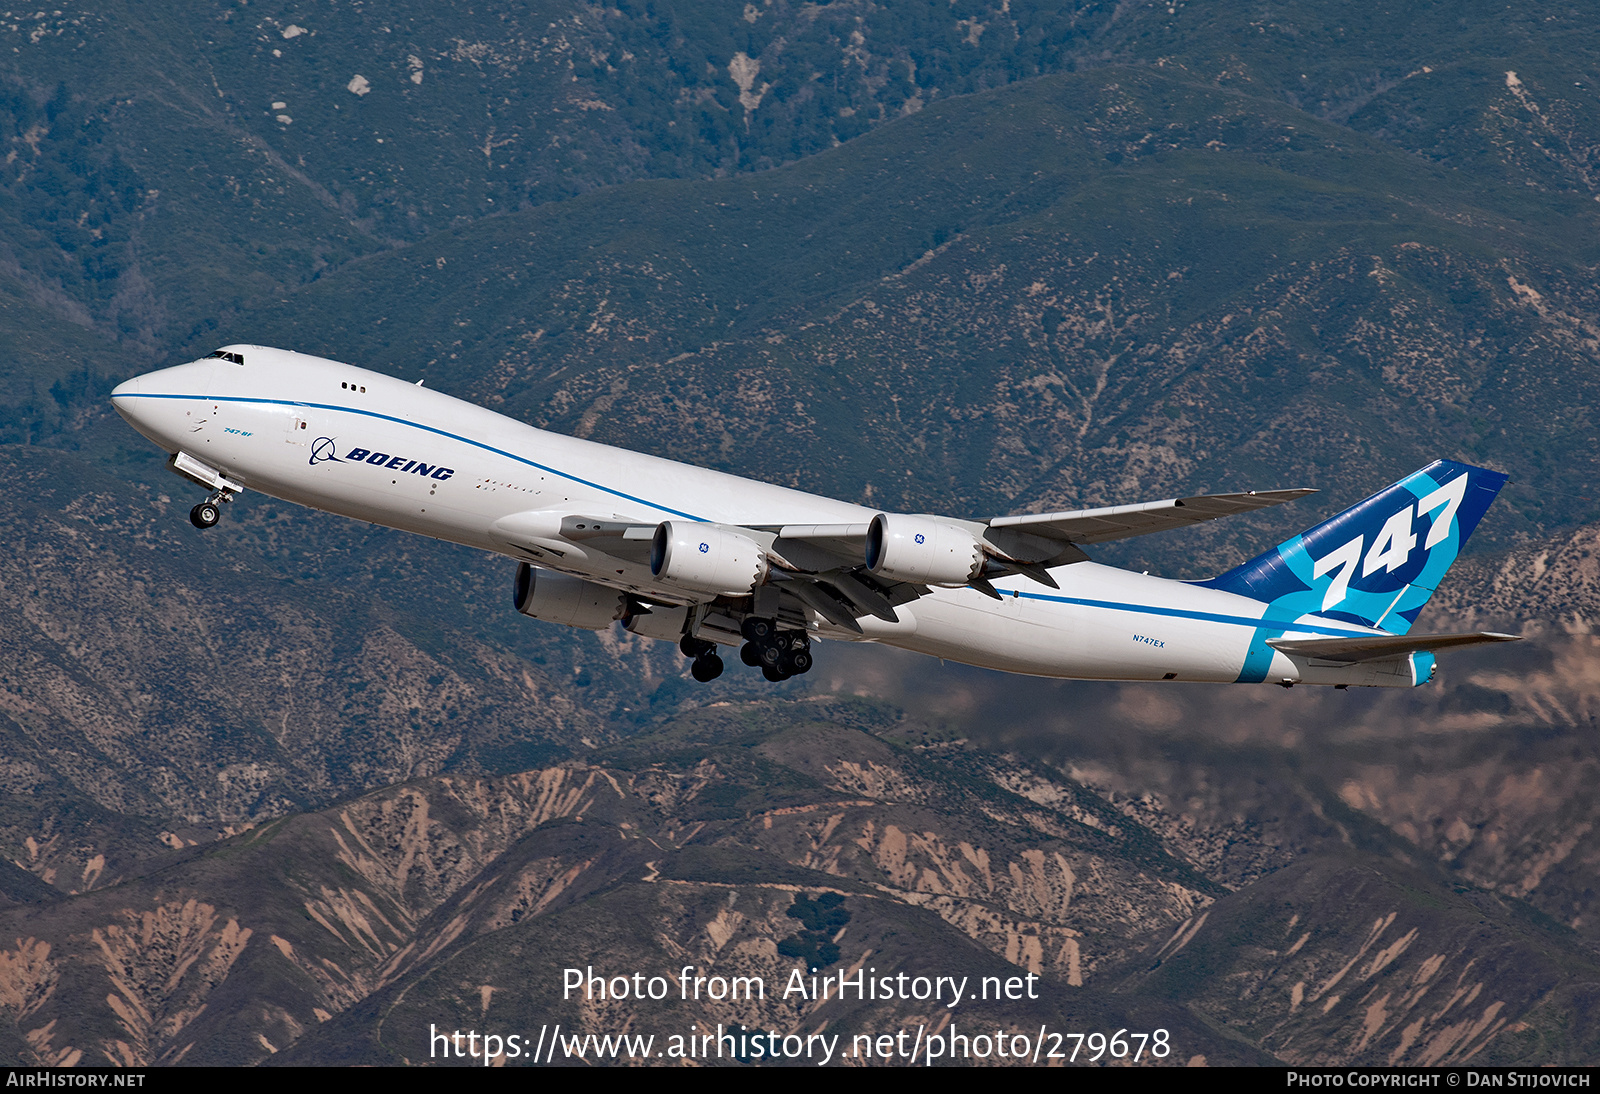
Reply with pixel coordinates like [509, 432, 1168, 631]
[1200, 459, 1508, 633]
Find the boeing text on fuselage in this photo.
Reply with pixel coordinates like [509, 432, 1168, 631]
[310, 438, 456, 480]
[109, 345, 1521, 687]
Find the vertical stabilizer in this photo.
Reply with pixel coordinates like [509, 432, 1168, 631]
[1198, 459, 1507, 633]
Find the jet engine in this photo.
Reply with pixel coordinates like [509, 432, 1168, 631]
[650, 522, 768, 596]
[514, 563, 627, 630]
[865, 514, 984, 586]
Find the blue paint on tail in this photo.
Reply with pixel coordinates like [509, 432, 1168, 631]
[1198, 459, 1507, 681]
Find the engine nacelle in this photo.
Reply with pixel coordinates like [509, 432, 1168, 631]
[514, 563, 627, 630]
[866, 514, 984, 586]
[650, 522, 768, 596]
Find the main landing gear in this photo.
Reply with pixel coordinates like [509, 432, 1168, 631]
[676, 618, 814, 684]
[739, 617, 812, 682]
[679, 635, 725, 682]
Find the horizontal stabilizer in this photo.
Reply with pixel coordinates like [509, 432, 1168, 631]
[1267, 631, 1521, 664]
[989, 489, 1316, 545]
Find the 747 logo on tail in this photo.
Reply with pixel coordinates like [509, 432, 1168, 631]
[1309, 473, 1469, 612]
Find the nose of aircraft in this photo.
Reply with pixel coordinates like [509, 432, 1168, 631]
[109, 359, 214, 449]
[109, 372, 150, 429]
[109, 371, 165, 440]
[109, 373, 144, 402]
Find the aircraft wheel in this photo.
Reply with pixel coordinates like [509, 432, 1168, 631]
[757, 642, 783, 669]
[679, 635, 714, 658]
[741, 617, 775, 643]
[691, 653, 724, 682]
[740, 642, 762, 667]
[785, 649, 813, 675]
[190, 502, 220, 529]
[761, 664, 790, 683]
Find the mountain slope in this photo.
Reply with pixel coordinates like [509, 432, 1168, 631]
[9, 708, 1594, 1067]
[218, 64, 1600, 559]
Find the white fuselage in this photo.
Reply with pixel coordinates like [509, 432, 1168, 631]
[111, 346, 1401, 686]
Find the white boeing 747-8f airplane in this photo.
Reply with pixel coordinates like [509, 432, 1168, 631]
[111, 345, 1518, 687]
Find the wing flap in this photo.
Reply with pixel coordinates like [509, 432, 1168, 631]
[1267, 631, 1521, 664]
[777, 576, 864, 633]
[989, 488, 1316, 545]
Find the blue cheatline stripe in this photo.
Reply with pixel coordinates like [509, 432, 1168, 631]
[1010, 589, 1379, 639]
[1236, 632, 1283, 684]
[113, 392, 710, 521]
[1018, 589, 1378, 683]
[117, 392, 1382, 643]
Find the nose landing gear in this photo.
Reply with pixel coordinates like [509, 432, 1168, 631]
[189, 493, 229, 529]
[169, 452, 243, 531]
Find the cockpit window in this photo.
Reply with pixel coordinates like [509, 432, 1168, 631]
[205, 350, 245, 365]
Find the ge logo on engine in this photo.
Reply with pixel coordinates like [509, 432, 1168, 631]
[699, 542, 710, 553]
[915, 534, 926, 544]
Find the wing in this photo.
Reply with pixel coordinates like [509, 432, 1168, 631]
[1266, 631, 1521, 664]
[768, 490, 1317, 608]
[987, 489, 1317, 546]
[489, 511, 915, 632]
[489, 485, 1318, 632]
